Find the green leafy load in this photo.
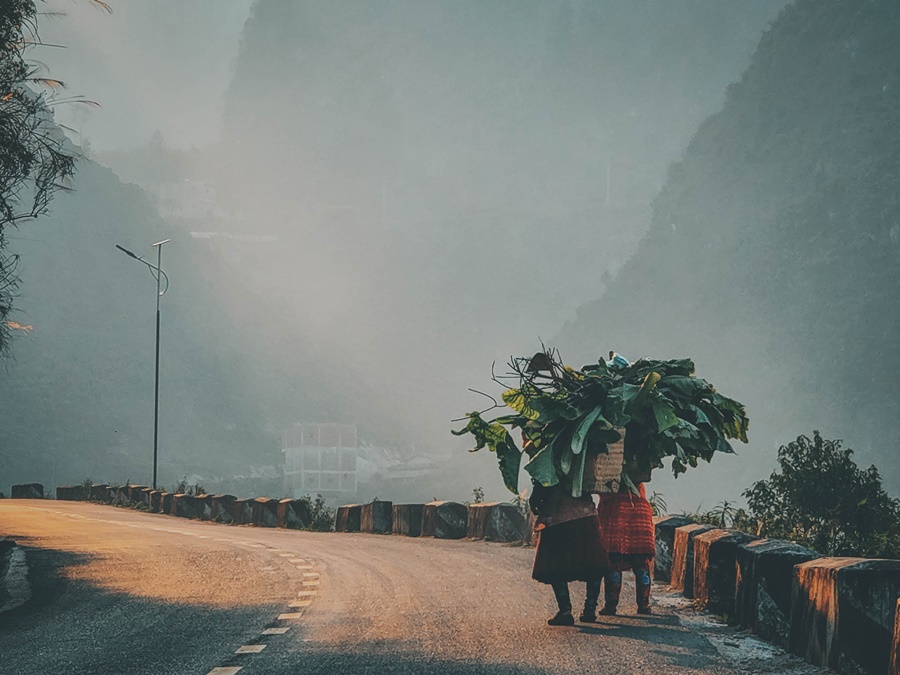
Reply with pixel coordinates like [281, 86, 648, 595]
[452, 351, 749, 496]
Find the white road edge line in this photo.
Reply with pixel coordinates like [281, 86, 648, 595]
[235, 645, 266, 654]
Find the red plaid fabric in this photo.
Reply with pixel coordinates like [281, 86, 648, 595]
[596, 483, 656, 556]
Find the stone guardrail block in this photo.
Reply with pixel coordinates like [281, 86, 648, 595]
[148, 490, 162, 513]
[159, 492, 174, 515]
[210, 495, 237, 523]
[277, 499, 312, 530]
[734, 539, 819, 644]
[790, 557, 900, 674]
[670, 523, 715, 598]
[11, 483, 43, 499]
[197, 494, 213, 520]
[335, 504, 362, 532]
[125, 485, 149, 504]
[114, 486, 129, 505]
[421, 501, 467, 539]
[361, 500, 393, 534]
[89, 484, 110, 502]
[56, 485, 86, 501]
[693, 528, 759, 618]
[891, 598, 900, 675]
[140, 488, 153, 508]
[231, 498, 253, 525]
[105, 486, 119, 504]
[251, 498, 279, 527]
[392, 504, 425, 537]
[171, 494, 212, 520]
[467, 502, 528, 542]
[653, 515, 695, 582]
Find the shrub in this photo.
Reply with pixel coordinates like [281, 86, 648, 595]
[743, 431, 900, 558]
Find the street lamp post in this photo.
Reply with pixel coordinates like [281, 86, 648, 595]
[115, 239, 171, 489]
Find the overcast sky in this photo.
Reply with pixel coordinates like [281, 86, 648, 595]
[39, 0, 254, 150]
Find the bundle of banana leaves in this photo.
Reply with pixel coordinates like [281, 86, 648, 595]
[452, 350, 749, 496]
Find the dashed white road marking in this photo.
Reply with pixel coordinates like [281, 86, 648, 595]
[207, 668, 242, 675]
[302, 580, 320, 587]
[289, 600, 312, 608]
[302, 572, 319, 578]
[278, 553, 294, 557]
[278, 612, 303, 620]
[287, 558, 305, 564]
[235, 645, 267, 654]
[262, 627, 290, 635]
[297, 590, 317, 597]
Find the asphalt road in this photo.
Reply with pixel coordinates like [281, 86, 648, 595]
[0, 501, 825, 675]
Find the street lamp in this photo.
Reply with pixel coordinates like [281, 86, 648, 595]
[115, 239, 171, 489]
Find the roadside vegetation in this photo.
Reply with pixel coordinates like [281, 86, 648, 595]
[682, 432, 900, 559]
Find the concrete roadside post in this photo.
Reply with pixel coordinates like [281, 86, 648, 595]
[692, 529, 759, 618]
[789, 557, 900, 674]
[734, 539, 819, 644]
[653, 515, 695, 582]
[335, 504, 362, 532]
[361, 500, 393, 534]
[670, 523, 715, 598]
[421, 501, 467, 539]
[392, 504, 425, 537]
[277, 499, 312, 529]
[11, 484, 43, 499]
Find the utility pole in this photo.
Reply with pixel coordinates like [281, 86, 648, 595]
[115, 239, 171, 489]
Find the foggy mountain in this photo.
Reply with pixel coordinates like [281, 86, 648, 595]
[203, 0, 787, 499]
[558, 0, 900, 509]
[0, 159, 392, 493]
[4, 2, 798, 502]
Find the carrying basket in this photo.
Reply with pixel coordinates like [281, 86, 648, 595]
[582, 427, 625, 494]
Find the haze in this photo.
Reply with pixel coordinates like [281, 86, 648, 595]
[10, 0, 877, 514]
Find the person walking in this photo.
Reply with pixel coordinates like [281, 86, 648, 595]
[529, 434, 609, 625]
[595, 481, 656, 615]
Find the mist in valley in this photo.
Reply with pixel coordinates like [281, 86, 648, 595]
[7, 0, 894, 515]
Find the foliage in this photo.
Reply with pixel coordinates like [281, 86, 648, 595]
[296, 493, 334, 532]
[173, 477, 205, 496]
[743, 432, 900, 558]
[453, 349, 749, 495]
[0, 1, 108, 353]
[471, 486, 484, 504]
[647, 491, 667, 517]
[681, 500, 757, 533]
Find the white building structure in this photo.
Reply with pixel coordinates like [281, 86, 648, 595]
[282, 423, 357, 497]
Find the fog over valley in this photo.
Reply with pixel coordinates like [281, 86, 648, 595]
[5, 0, 897, 515]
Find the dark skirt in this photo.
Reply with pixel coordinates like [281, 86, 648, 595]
[532, 515, 609, 584]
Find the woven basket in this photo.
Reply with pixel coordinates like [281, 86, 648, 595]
[583, 427, 625, 494]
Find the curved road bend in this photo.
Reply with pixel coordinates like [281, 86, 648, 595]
[0, 501, 815, 675]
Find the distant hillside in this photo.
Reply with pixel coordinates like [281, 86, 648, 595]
[558, 0, 900, 502]
[212, 0, 789, 475]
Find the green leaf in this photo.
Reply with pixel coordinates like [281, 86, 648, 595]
[571, 445, 588, 497]
[496, 437, 523, 493]
[502, 389, 540, 420]
[650, 397, 679, 433]
[524, 445, 559, 487]
[571, 406, 604, 456]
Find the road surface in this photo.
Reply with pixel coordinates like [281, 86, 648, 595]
[0, 500, 824, 674]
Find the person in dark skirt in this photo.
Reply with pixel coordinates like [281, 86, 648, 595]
[530, 479, 609, 625]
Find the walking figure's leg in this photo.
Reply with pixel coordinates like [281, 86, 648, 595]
[580, 580, 601, 623]
[548, 582, 575, 626]
[634, 557, 652, 614]
[599, 570, 621, 615]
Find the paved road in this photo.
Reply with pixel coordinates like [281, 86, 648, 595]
[0, 501, 823, 675]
